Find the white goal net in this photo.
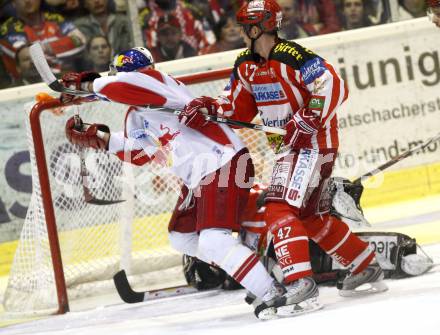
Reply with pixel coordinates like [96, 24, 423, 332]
[3, 70, 276, 315]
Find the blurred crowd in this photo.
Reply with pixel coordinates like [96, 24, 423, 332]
[0, 0, 429, 89]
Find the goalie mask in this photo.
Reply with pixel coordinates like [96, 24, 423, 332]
[109, 47, 154, 74]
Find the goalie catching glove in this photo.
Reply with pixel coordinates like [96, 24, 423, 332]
[65, 116, 110, 150]
[60, 71, 101, 103]
[178, 96, 218, 131]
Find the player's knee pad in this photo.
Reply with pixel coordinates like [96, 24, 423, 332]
[168, 231, 199, 257]
[306, 215, 374, 273]
[197, 228, 238, 265]
[265, 202, 312, 283]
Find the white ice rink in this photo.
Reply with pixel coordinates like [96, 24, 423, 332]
[1, 241, 439, 335]
[2, 194, 440, 335]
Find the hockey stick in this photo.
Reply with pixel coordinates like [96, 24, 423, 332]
[29, 43, 285, 136]
[29, 43, 93, 97]
[353, 132, 440, 185]
[113, 269, 201, 303]
[30, 43, 122, 206]
[332, 132, 440, 218]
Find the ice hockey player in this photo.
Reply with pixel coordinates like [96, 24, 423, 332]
[427, 0, 440, 27]
[184, 181, 433, 292]
[179, 0, 388, 316]
[61, 46, 294, 320]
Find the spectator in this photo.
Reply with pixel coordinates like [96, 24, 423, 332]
[365, 0, 389, 24]
[199, 13, 244, 54]
[183, 0, 223, 44]
[74, 0, 133, 56]
[278, 0, 310, 40]
[296, 0, 341, 35]
[139, 0, 209, 52]
[13, 45, 42, 86]
[150, 14, 197, 62]
[85, 35, 111, 72]
[44, 0, 86, 19]
[340, 0, 375, 30]
[1, 1, 16, 24]
[217, 0, 245, 13]
[0, 0, 86, 83]
[427, 0, 440, 27]
[398, 0, 427, 19]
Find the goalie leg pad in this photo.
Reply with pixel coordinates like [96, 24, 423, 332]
[197, 228, 273, 298]
[265, 202, 313, 283]
[305, 214, 374, 274]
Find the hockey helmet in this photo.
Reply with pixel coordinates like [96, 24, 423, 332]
[236, 0, 283, 35]
[109, 47, 154, 74]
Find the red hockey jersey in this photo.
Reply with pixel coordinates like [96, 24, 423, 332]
[217, 39, 348, 152]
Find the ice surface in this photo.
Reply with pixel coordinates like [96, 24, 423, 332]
[1, 243, 439, 335]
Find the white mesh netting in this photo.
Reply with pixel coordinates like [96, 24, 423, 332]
[3, 77, 277, 314]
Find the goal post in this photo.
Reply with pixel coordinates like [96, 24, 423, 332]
[30, 99, 70, 314]
[3, 68, 276, 315]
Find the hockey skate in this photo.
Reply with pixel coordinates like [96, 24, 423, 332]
[254, 281, 286, 320]
[337, 264, 388, 297]
[254, 277, 323, 319]
[275, 277, 323, 317]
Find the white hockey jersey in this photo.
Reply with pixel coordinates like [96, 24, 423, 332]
[93, 68, 245, 189]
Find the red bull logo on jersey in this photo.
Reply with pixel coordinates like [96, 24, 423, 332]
[158, 124, 180, 147]
[252, 83, 286, 102]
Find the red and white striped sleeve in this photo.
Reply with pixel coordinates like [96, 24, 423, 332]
[93, 69, 194, 110]
[216, 62, 259, 123]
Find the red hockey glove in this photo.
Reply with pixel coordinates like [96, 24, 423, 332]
[60, 71, 101, 103]
[65, 116, 110, 150]
[283, 108, 320, 149]
[179, 96, 218, 131]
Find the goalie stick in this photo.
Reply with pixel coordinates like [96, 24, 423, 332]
[29, 43, 286, 136]
[113, 269, 206, 303]
[331, 132, 440, 222]
[353, 131, 440, 184]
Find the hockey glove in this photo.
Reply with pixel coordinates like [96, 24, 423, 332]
[65, 116, 110, 150]
[179, 96, 218, 131]
[284, 108, 320, 149]
[60, 71, 101, 103]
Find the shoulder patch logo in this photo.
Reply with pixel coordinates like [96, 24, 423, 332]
[300, 57, 326, 85]
[308, 95, 325, 111]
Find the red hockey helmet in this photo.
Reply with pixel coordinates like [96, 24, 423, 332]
[236, 0, 283, 34]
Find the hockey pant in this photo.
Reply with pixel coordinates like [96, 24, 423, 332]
[168, 149, 274, 298]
